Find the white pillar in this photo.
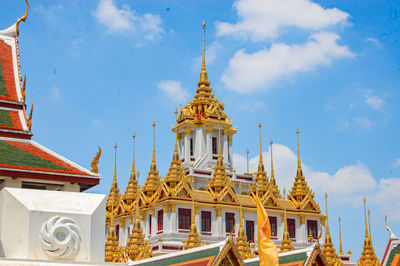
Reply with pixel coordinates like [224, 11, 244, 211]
[223, 135, 228, 164]
[170, 206, 177, 234]
[206, 125, 212, 159]
[228, 135, 233, 165]
[184, 128, 191, 164]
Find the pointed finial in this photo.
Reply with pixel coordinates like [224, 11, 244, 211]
[130, 132, 136, 180]
[152, 121, 156, 163]
[246, 148, 249, 173]
[202, 20, 206, 72]
[283, 188, 286, 199]
[363, 197, 369, 241]
[270, 139, 275, 184]
[325, 193, 330, 234]
[368, 209, 372, 244]
[113, 143, 117, 182]
[16, 0, 29, 36]
[174, 108, 178, 119]
[339, 216, 343, 255]
[296, 128, 303, 176]
[258, 123, 263, 160]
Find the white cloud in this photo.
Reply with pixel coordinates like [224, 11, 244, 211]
[394, 158, 400, 168]
[216, 0, 349, 41]
[372, 178, 400, 221]
[221, 32, 354, 93]
[233, 143, 400, 220]
[93, 0, 163, 39]
[158, 80, 189, 103]
[365, 90, 385, 110]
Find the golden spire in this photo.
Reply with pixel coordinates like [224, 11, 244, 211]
[126, 188, 152, 261]
[280, 208, 295, 253]
[106, 144, 121, 213]
[296, 129, 302, 177]
[368, 209, 380, 263]
[16, 0, 29, 36]
[164, 133, 186, 190]
[105, 200, 119, 262]
[249, 123, 269, 197]
[288, 129, 314, 203]
[198, 20, 209, 85]
[322, 193, 342, 265]
[207, 116, 232, 196]
[246, 148, 249, 173]
[269, 139, 281, 198]
[123, 133, 139, 205]
[338, 216, 343, 255]
[184, 177, 202, 250]
[368, 209, 372, 243]
[142, 122, 161, 198]
[358, 197, 379, 265]
[236, 183, 255, 259]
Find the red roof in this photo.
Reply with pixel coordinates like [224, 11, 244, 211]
[0, 40, 19, 102]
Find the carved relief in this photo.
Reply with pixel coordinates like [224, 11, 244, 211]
[39, 216, 81, 259]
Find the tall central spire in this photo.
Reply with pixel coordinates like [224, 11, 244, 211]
[198, 20, 210, 86]
[296, 129, 303, 177]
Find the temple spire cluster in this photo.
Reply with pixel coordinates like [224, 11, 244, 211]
[106, 144, 121, 214]
[142, 122, 161, 199]
[322, 193, 342, 265]
[122, 133, 140, 206]
[358, 197, 379, 265]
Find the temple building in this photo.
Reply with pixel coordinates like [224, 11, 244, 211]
[0, 2, 100, 192]
[105, 21, 327, 258]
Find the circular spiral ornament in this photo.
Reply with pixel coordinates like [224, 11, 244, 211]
[39, 216, 81, 259]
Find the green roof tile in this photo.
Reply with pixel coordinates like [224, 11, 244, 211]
[279, 252, 308, 265]
[0, 110, 12, 127]
[387, 244, 400, 265]
[138, 247, 220, 266]
[0, 141, 68, 171]
[0, 58, 7, 96]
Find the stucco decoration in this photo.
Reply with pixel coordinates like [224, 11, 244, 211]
[39, 216, 81, 259]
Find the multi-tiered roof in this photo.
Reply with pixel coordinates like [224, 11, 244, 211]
[0, 2, 100, 191]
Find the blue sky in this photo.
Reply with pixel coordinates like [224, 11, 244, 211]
[1, 0, 400, 260]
